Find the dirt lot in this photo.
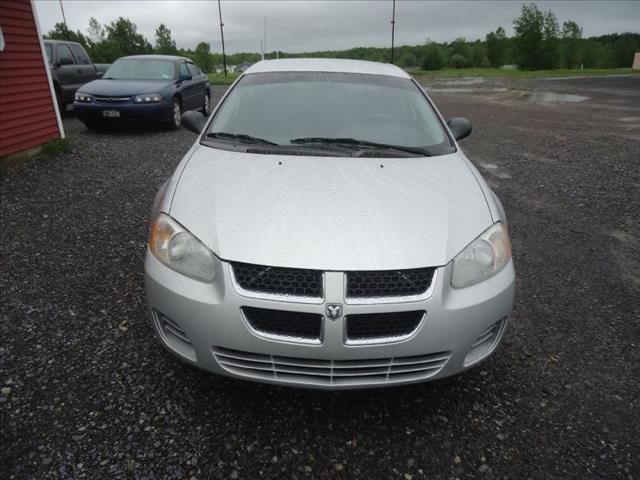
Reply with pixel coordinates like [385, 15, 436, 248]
[1, 76, 639, 479]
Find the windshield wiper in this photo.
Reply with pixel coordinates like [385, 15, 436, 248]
[206, 132, 279, 145]
[290, 137, 430, 156]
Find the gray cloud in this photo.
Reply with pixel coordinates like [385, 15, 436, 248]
[34, 0, 640, 53]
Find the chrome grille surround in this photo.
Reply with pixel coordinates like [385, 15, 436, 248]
[346, 267, 436, 299]
[345, 269, 438, 304]
[93, 95, 131, 103]
[212, 347, 451, 387]
[344, 311, 425, 345]
[230, 263, 324, 304]
[241, 307, 323, 344]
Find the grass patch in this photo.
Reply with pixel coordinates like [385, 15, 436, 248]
[408, 67, 636, 79]
[207, 72, 240, 85]
[1, 137, 72, 176]
[38, 138, 72, 159]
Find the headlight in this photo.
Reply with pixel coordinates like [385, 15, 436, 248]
[134, 93, 163, 103]
[74, 92, 92, 103]
[451, 222, 511, 288]
[148, 213, 216, 282]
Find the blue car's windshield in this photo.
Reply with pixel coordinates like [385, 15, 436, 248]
[104, 59, 176, 80]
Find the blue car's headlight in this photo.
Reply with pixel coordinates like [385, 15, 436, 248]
[134, 93, 164, 103]
[74, 92, 92, 103]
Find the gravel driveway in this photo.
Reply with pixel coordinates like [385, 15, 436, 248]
[2, 79, 639, 479]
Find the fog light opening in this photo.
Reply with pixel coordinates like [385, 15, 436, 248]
[153, 310, 197, 361]
[464, 317, 508, 367]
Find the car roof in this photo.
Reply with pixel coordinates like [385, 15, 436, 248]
[44, 39, 82, 46]
[244, 58, 411, 79]
[119, 54, 189, 62]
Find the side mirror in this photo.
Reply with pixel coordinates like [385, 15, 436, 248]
[446, 117, 472, 141]
[182, 111, 206, 134]
[178, 74, 192, 82]
[58, 56, 74, 66]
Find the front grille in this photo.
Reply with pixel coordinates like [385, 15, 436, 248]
[345, 311, 424, 344]
[213, 347, 450, 386]
[231, 262, 323, 300]
[93, 95, 130, 103]
[242, 307, 322, 343]
[346, 268, 435, 300]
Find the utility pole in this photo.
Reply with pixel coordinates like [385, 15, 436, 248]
[390, 0, 396, 64]
[264, 16, 267, 60]
[59, 0, 68, 29]
[217, 0, 227, 77]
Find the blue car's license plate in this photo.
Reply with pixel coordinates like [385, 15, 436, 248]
[102, 110, 120, 118]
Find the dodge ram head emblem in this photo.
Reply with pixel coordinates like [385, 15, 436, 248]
[326, 304, 343, 320]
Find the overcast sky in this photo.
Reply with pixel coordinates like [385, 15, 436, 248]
[34, 1, 640, 53]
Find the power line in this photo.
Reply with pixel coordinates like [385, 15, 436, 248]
[59, 0, 68, 29]
[217, 0, 227, 77]
[390, 0, 396, 64]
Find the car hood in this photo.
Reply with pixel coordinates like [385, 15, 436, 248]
[169, 147, 493, 271]
[79, 79, 172, 96]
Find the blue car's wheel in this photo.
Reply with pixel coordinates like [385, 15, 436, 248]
[201, 91, 211, 116]
[170, 99, 182, 130]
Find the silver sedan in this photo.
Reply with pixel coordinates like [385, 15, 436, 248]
[145, 58, 515, 389]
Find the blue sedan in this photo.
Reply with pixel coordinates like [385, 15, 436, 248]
[73, 55, 210, 130]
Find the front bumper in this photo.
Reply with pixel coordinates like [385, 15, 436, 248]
[73, 100, 173, 123]
[144, 252, 515, 389]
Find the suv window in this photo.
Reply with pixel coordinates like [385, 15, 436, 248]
[55, 44, 75, 63]
[179, 62, 190, 77]
[45, 43, 53, 62]
[69, 44, 91, 65]
[187, 63, 199, 76]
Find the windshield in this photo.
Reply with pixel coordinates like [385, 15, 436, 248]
[206, 71, 454, 155]
[104, 59, 176, 80]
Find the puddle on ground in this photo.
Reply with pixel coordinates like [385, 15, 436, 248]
[618, 116, 640, 123]
[442, 77, 486, 86]
[526, 92, 589, 104]
[429, 87, 508, 93]
[479, 162, 512, 179]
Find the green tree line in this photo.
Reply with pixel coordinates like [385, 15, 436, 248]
[46, 4, 639, 72]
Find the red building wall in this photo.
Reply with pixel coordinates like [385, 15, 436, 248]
[0, 0, 63, 157]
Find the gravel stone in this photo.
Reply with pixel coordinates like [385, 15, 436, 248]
[2, 79, 640, 479]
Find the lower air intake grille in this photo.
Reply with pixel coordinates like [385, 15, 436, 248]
[242, 307, 322, 343]
[232, 262, 323, 300]
[213, 347, 450, 386]
[346, 268, 435, 300]
[345, 311, 424, 344]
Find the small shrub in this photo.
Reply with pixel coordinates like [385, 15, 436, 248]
[39, 138, 72, 159]
[449, 54, 467, 69]
[421, 43, 446, 70]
